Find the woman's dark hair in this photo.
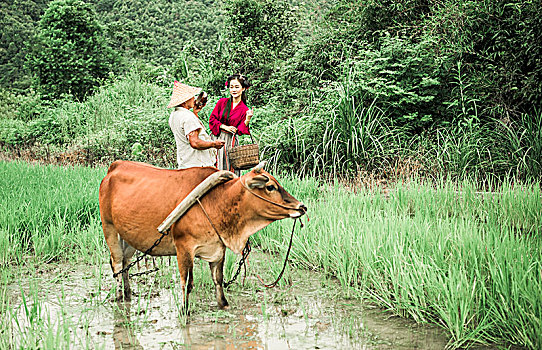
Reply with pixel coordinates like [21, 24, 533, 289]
[226, 73, 251, 104]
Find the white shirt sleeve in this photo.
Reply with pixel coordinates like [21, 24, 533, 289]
[183, 114, 203, 138]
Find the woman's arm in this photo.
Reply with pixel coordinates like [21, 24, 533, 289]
[209, 99, 225, 136]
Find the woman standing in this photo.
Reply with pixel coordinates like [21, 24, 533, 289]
[209, 74, 254, 175]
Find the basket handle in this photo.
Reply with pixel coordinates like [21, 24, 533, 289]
[235, 129, 256, 144]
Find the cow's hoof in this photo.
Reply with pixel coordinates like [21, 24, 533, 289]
[218, 301, 230, 310]
[179, 308, 191, 318]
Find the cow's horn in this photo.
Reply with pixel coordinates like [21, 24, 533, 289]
[252, 161, 267, 173]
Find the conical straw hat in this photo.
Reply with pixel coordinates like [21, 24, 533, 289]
[167, 81, 202, 108]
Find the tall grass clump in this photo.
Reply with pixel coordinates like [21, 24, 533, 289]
[258, 83, 401, 178]
[0, 161, 106, 266]
[488, 111, 542, 179]
[254, 177, 542, 349]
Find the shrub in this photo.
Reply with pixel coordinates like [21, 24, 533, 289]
[0, 119, 29, 146]
[425, 0, 542, 120]
[26, 0, 118, 100]
[223, 0, 298, 104]
[348, 34, 443, 130]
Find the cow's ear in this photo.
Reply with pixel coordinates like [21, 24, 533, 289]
[247, 174, 269, 189]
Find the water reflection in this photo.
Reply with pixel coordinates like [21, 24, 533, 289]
[180, 314, 262, 349]
[112, 301, 143, 350]
[7, 262, 457, 349]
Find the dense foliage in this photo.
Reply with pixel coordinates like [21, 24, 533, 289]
[1, 0, 541, 181]
[26, 0, 118, 100]
[0, 0, 49, 91]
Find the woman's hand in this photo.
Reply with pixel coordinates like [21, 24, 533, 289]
[193, 106, 203, 116]
[220, 124, 237, 134]
[245, 108, 253, 125]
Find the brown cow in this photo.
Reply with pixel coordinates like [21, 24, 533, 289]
[99, 160, 306, 309]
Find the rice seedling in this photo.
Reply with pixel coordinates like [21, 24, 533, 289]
[1, 160, 540, 348]
[255, 177, 541, 349]
[0, 160, 106, 266]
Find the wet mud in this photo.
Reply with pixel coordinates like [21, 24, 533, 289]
[5, 254, 487, 349]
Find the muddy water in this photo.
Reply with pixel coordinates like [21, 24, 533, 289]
[6, 255, 458, 349]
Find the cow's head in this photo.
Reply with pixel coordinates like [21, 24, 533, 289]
[242, 161, 307, 219]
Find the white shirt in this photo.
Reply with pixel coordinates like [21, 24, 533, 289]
[169, 107, 216, 169]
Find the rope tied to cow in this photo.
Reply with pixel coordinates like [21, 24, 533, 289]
[223, 239, 252, 288]
[112, 228, 170, 278]
[196, 196, 300, 288]
[254, 217, 302, 288]
[223, 217, 303, 289]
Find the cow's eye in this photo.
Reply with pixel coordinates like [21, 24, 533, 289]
[266, 185, 276, 192]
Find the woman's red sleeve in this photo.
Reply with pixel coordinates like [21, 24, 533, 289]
[236, 111, 250, 135]
[209, 99, 224, 136]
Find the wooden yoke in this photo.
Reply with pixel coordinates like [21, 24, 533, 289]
[157, 170, 237, 233]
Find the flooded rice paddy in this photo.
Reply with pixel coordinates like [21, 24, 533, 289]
[5, 253, 490, 349]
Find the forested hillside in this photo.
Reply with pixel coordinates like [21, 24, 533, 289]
[1, 0, 226, 91]
[0, 0, 49, 90]
[1, 0, 541, 182]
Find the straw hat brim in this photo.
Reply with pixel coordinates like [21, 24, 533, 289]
[167, 82, 202, 108]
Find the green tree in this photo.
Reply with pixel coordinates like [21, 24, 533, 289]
[223, 0, 298, 104]
[0, 0, 49, 91]
[26, 0, 118, 100]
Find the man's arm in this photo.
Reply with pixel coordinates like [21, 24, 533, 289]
[187, 129, 225, 150]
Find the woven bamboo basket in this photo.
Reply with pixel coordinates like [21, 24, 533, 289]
[229, 143, 259, 170]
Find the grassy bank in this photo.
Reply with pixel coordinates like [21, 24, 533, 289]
[1, 160, 541, 348]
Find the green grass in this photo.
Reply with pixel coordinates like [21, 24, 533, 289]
[254, 176, 542, 349]
[1, 160, 541, 348]
[0, 160, 106, 266]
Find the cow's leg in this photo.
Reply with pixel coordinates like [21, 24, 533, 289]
[120, 238, 136, 300]
[103, 223, 125, 301]
[175, 250, 194, 311]
[209, 251, 229, 310]
[187, 266, 194, 294]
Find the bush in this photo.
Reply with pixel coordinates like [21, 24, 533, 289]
[223, 0, 298, 104]
[425, 0, 542, 120]
[0, 88, 44, 122]
[0, 119, 29, 146]
[348, 34, 443, 130]
[26, 0, 118, 100]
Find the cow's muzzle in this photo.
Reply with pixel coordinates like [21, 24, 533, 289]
[290, 203, 307, 218]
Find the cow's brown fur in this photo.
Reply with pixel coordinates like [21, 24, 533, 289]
[99, 160, 306, 309]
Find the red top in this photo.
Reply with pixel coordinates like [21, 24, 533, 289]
[209, 97, 251, 136]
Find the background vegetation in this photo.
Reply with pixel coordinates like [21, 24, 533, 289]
[1, 0, 541, 181]
[1, 0, 542, 348]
